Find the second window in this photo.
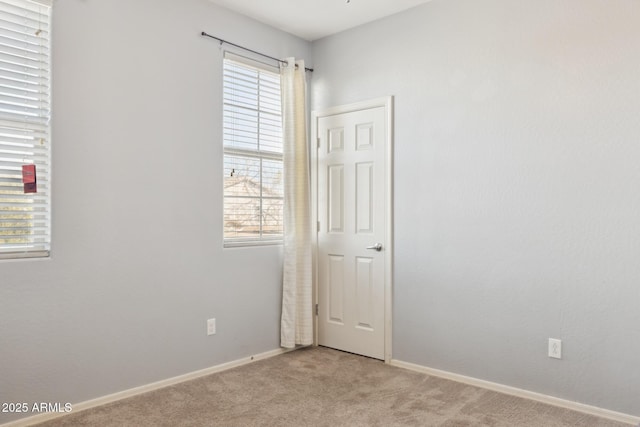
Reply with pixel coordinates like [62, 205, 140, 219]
[222, 53, 283, 245]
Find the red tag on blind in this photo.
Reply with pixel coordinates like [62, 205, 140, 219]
[22, 164, 37, 193]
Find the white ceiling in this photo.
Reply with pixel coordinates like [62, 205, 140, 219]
[208, 0, 433, 41]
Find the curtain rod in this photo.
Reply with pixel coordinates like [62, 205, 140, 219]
[201, 32, 314, 72]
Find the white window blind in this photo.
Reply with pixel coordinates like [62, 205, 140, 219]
[0, 0, 51, 259]
[223, 53, 283, 245]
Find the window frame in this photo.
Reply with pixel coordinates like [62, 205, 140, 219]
[222, 52, 284, 248]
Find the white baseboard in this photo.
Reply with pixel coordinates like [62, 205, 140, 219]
[390, 359, 640, 426]
[1, 348, 293, 427]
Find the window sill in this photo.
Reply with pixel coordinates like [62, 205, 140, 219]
[224, 239, 283, 249]
[0, 250, 50, 261]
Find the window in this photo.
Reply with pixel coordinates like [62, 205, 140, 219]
[0, 0, 52, 259]
[222, 53, 283, 246]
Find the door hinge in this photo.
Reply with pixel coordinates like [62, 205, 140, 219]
[317, 137, 321, 149]
[315, 303, 318, 316]
[317, 221, 320, 232]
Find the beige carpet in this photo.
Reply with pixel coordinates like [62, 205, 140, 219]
[35, 347, 628, 427]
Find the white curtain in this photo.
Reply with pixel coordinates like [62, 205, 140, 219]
[280, 58, 312, 348]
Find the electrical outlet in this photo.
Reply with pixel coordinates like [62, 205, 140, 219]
[548, 338, 562, 359]
[207, 318, 216, 336]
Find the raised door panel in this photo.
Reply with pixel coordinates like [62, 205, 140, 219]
[355, 256, 374, 331]
[327, 165, 344, 233]
[355, 162, 373, 234]
[328, 255, 345, 325]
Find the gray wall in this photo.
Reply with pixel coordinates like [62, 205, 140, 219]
[312, 0, 640, 416]
[0, 0, 310, 423]
[2, 0, 640, 423]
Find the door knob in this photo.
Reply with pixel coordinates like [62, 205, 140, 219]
[366, 243, 383, 252]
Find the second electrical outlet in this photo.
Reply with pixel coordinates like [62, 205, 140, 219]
[207, 318, 216, 336]
[548, 338, 562, 359]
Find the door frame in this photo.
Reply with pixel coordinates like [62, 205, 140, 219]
[311, 96, 394, 363]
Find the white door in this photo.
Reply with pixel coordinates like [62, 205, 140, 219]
[316, 103, 389, 360]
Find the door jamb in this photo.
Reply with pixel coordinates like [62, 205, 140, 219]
[310, 96, 394, 363]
